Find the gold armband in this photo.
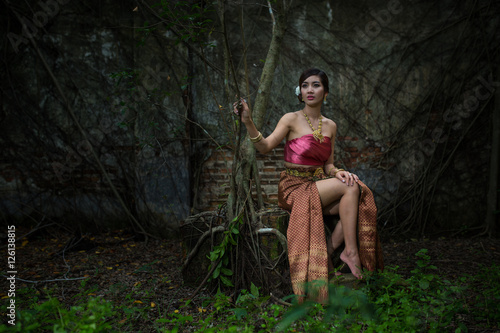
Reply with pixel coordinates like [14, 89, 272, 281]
[250, 132, 263, 143]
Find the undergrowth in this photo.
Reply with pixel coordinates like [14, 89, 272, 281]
[1, 249, 499, 332]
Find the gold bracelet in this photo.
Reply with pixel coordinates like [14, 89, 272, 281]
[333, 168, 345, 177]
[250, 132, 263, 143]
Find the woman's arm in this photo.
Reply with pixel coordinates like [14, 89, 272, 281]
[323, 120, 358, 185]
[234, 98, 293, 154]
[324, 121, 338, 176]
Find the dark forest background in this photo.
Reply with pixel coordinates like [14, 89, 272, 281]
[1, 0, 499, 239]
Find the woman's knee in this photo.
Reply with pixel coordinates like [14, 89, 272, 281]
[346, 183, 360, 196]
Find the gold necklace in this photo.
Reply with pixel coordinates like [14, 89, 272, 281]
[303, 112, 324, 142]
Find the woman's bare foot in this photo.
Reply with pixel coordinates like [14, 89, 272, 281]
[340, 249, 362, 279]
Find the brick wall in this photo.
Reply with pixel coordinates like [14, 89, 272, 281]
[337, 136, 386, 169]
[196, 137, 385, 212]
[196, 144, 284, 212]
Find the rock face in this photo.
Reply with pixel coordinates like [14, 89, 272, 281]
[0, 0, 498, 236]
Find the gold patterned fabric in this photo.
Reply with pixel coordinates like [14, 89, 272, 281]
[285, 167, 324, 178]
[278, 166, 383, 303]
[357, 183, 384, 272]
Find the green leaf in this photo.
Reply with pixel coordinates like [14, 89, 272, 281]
[221, 268, 233, 276]
[232, 308, 247, 320]
[419, 280, 430, 289]
[219, 275, 234, 287]
[276, 303, 313, 331]
[250, 283, 259, 298]
[213, 263, 221, 279]
[207, 252, 218, 261]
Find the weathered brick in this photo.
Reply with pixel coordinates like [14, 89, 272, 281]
[196, 140, 375, 211]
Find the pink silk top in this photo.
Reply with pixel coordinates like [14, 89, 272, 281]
[284, 134, 332, 166]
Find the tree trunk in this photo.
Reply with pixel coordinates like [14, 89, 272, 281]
[228, 0, 292, 221]
[252, 1, 290, 130]
[181, 1, 294, 294]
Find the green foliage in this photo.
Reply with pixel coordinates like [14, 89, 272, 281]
[361, 249, 467, 332]
[274, 249, 469, 332]
[232, 283, 269, 321]
[3, 249, 498, 332]
[155, 0, 216, 46]
[207, 215, 243, 287]
[0, 293, 115, 332]
[276, 283, 375, 332]
[469, 264, 500, 327]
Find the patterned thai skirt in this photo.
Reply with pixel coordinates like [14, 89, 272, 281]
[278, 166, 384, 303]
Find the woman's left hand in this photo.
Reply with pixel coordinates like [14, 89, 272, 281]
[337, 170, 359, 186]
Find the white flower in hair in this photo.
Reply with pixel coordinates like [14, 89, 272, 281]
[295, 86, 300, 96]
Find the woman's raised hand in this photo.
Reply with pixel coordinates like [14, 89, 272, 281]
[233, 98, 252, 124]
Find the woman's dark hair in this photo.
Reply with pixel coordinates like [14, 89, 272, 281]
[298, 68, 329, 103]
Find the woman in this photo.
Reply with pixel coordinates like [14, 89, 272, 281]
[234, 68, 383, 300]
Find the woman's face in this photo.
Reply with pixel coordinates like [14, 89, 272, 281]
[300, 75, 328, 105]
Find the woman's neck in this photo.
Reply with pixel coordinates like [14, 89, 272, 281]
[303, 104, 322, 119]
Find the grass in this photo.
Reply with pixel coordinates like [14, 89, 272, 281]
[1, 249, 499, 332]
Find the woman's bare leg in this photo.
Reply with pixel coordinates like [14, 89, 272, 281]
[326, 220, 344, 276]
[323, 201, 344, 251]
[316, 178, 362, 278]
[330, 221, 344, 251]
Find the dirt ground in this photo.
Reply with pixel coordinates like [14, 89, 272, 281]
[2, 225, 500, 331]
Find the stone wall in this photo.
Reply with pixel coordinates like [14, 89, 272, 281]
[0, 0, 498, 236]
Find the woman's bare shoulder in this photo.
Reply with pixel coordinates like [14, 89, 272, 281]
[322, 116, 337, 129]
[279, 111, 301, 123]
[282, 111, 301, 119]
